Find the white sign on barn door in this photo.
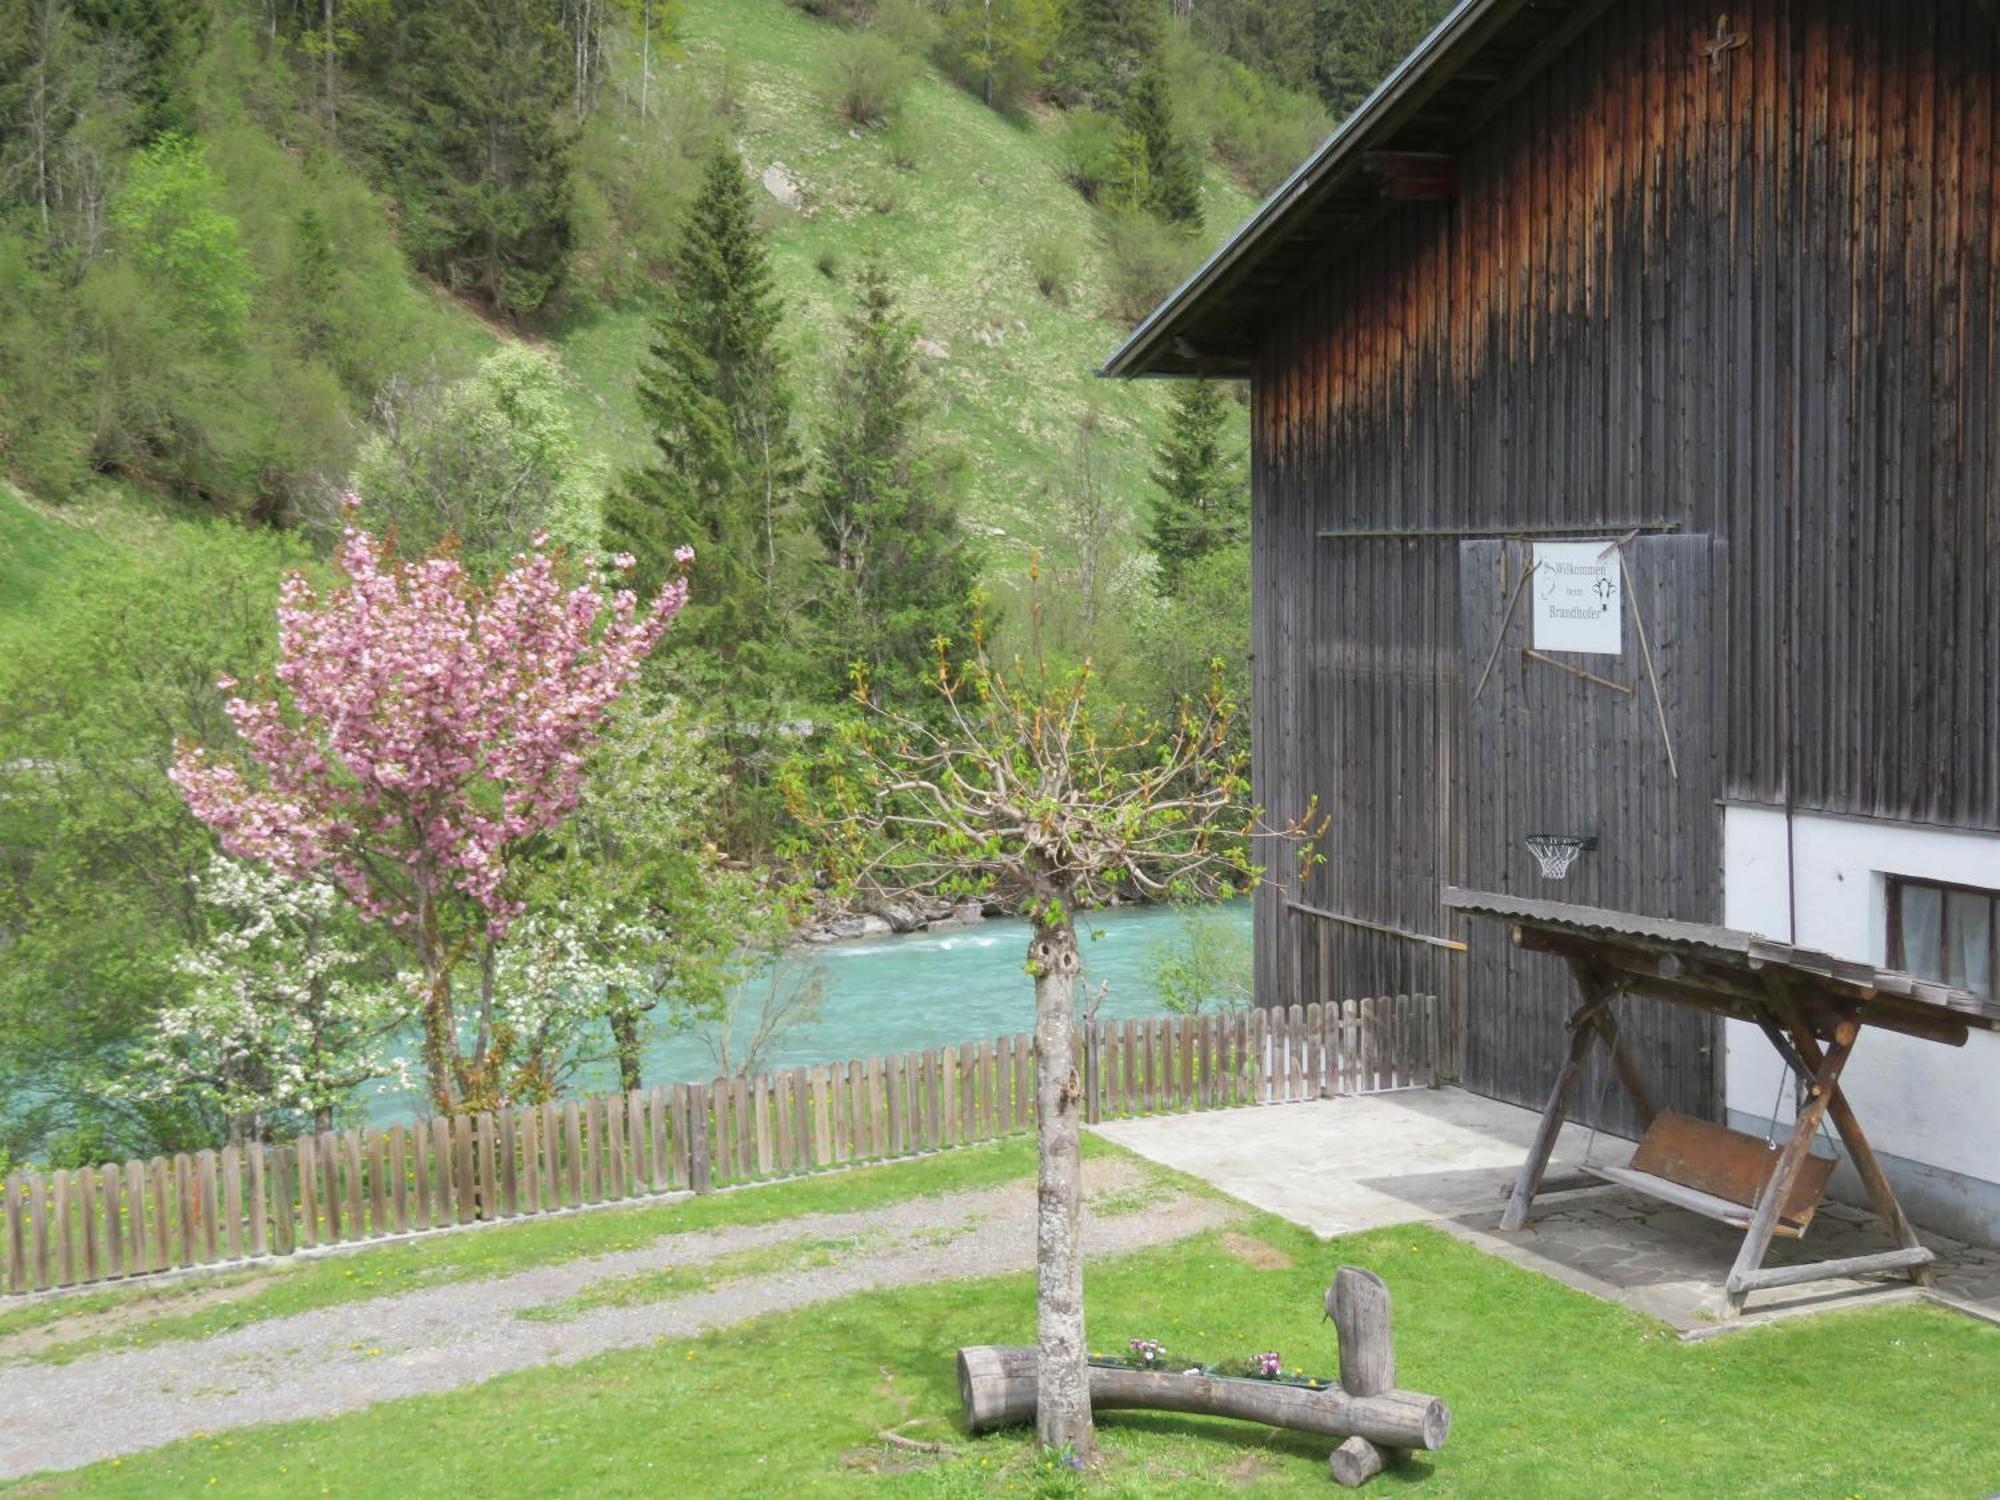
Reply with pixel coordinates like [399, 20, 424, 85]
[1532, 541, 1622, 654]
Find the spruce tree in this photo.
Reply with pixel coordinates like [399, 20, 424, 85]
[398, 0, 575, 315]
[1145, 380, 1246, 594]
[291, 205, 339, 355]
[812, 258, 977, 704]
[608, 144, 810, 829]
[1122, 65, 1203, 229]
[73, 0, 202, 137]
[604, 314, 747, 665]
[1314, 0, 1443, 118]
[1055, 0, 1164, 106]
[670, 147, 807, 622]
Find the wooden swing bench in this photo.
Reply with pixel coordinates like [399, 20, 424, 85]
[1583, 1110, 1836, 1238]
[1443, 888, 1998, 1316]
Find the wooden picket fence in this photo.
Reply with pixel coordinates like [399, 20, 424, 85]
[2, 994, 1445, 1299]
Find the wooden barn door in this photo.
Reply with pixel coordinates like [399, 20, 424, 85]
[1456, 536, 1725, 1138]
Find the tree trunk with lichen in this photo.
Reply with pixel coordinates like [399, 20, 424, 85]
[1028, 895, 1094, 1461]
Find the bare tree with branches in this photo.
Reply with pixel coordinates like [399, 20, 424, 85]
[789, 588, 1321, 1462]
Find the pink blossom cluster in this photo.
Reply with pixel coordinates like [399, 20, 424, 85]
[173, 510, 690, 936]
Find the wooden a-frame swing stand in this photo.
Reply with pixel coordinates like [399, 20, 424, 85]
[1444, 889, 1998, 1317]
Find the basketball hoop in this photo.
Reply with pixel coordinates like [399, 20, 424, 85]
[1524, 833, 1595, 881]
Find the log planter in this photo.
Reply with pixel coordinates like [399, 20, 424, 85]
[957, 1266, 1450, 1488]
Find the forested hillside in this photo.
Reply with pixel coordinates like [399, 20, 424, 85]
[0, 0, 1437, 1168]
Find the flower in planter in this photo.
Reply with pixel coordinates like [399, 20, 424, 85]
[1128, 1338, 1167, 1367]
[1253, 1351, 1282, 1379]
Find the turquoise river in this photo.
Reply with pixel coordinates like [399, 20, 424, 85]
[363, 900, 1252, 1121]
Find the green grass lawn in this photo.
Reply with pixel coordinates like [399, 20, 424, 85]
[0, 1138, 1046, 1366]
[7, 1139, 1997, 1498]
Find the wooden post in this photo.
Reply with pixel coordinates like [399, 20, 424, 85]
[585, 1096, 607, 1200]
[1423, 994, 1441, 1089]
[197, 1150, 222, 1262]
[500, 1107, 522, 1215]
[689, 1082, 712, 1194]
[519, 1111, 540, 1216]
[1500, 998, 1604, 1232]
[1566, 959, 1656, 1130]
[425, 1116, 449, 1223]
[101, 1165, 123, 1280]
[605, 1094, 627, 1199]
[801, 1069, 822, 1167]
[5, 1173, 27, 1296]
[1770, 991, 1933, 1287]
[735, 1074, 756, 1177]
[271, 1145, 297, 1257]
[756, 1073, 775, 1173]
[1014, 1032, 1033, 1130]
[627, 1087, 650, 1189]
[30, 1172, 51, 1290]
[295, 1138, 319, 1250]
[1724, 1021, 1858, 1314]
[126, 1160, 149, 1272]
[341, 1131, 364, 1238]
[670, 1084, 691, 1191]
[650, 1086, 670, 1191]
[1327, 1265, 1404, 1486]
[774, 1070, 795, 1174]
[220, 1147, 243, 1261]
[558, 1100, 580, 1206]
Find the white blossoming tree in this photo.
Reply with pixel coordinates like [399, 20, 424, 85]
[120, 857, 413, 1143]
[486, 897, 661, 1100]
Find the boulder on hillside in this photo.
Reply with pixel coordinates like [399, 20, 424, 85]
[761, 161, 805, 210]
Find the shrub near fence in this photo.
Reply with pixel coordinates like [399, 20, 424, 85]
[3, 995, 1447, 1299]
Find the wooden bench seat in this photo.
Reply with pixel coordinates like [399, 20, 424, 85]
[1588, 1111, 1837, 1238]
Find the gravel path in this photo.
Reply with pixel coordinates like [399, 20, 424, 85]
[0, 1159, 1234, 1480]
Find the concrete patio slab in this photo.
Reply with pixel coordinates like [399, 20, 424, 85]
[1089, 1087, 2000, 1336]
[1090, 1087, 1596, 1237]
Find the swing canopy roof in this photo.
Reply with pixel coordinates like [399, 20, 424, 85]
[1442, 888, 1999, 1047]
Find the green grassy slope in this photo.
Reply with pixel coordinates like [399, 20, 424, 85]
[559, 0, 1258, 559]
[0, 488, 105, 641]
[5, 0, 1258, 616]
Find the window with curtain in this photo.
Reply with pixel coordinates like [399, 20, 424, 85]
[1888, 877, 1996, 999]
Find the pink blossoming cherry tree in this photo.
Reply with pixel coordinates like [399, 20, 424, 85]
[172, 503, 690, 1111]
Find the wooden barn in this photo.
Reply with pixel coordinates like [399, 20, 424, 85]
[1105, 0, 2000, 1245]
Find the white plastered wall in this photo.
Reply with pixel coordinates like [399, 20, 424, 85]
[1722, 804, 2000, 1246]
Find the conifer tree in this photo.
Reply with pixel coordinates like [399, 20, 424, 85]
[1314, 0, 1443, 118]
[813, 258, 977, 705]
[1121, 65, 1203, 228]
[604, 313, 749, 666]
[667, 147, 806, 618]
[73, 0, 202, 136]
[606, 145, 810, 835]
[1055, 0, 1164, 105]
[1145, 379, 1246, 594]
[398, 0, 575, 315]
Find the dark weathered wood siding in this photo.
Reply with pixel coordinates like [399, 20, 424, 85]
[1249, 0, 2000, 1121]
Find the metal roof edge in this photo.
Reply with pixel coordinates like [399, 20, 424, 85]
[1097, 0, 1507, 380]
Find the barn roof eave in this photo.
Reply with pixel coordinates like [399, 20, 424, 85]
[1097, 0, 1526, 381]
